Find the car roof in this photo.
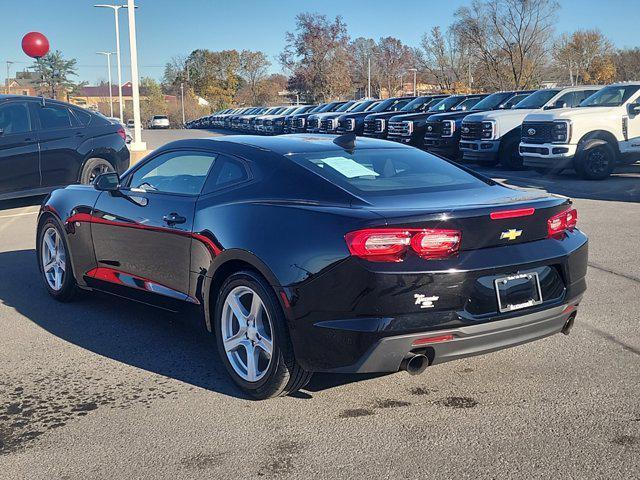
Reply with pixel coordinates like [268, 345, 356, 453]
[164, 134, 410, 156]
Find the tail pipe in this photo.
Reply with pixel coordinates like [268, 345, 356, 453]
[562, 312, 577, 335]
[401, 353, 430, 375]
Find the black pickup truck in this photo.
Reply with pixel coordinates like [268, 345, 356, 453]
[423, 91, 533, 159]
[387, 94, 486, 147]
[362, 95, 448, 139]
[335, 97, 413, 135]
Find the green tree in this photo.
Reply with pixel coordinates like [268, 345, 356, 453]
[31, 50, 79, 99]
[139, 77, 167, 121]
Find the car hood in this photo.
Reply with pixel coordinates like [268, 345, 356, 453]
[464, 109, 536, 123]
[388, 111, 431, 122]
[523, 106, 619, 122]
[364, 110, 406, 120]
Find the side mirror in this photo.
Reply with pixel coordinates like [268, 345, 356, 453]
[628, 103, 640, 116]
[459, 105, 467, 111]
[94, 172, 120, 191]
[497, 103, 506, 109]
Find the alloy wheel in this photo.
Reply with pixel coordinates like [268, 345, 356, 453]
[41, 227, 66, 291]
[587, 148, 608, 175]
[89, 163, 112, 184]
[221, 286, 274, 382]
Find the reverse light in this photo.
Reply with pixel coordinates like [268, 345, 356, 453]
[345, 228, 462, 262]
[547, 208, 578, 238]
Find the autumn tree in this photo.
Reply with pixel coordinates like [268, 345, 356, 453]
[279, 13, 352, 102]
[554, 30, 615, 84]
[453, 0, 559, 89]
[31, 50, 79, 99]
[418, 26, 472, 91]
[238, 50, 271, 105]
[374, 37, 415, 97]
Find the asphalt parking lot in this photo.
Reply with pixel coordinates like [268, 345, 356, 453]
[1, 129, 638, 479]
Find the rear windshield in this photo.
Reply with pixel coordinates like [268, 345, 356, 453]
[153, 115, 168, 120]
[288, 148, 487, 195]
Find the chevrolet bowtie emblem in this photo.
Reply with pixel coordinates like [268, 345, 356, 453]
[500, 229, 523, 241]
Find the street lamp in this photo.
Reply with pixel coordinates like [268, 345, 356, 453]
[408, 68, 417, 96]
[94, 3, 130, 123]
[125, 0, 145, 151]
[96, 52, 114, 118]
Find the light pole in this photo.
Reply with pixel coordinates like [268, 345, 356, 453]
[97, 52, 114, 118]
[126, 0, 145, 151]
[367, 56, 371, 98]
[94, 4, 127, 122]
[180, 82, 185, 126]
[408, 68, 417, 96]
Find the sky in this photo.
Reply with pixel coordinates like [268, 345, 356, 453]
[1, 0, 639, 85]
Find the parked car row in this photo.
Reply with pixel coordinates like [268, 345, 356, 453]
[187, 82, 640, 179]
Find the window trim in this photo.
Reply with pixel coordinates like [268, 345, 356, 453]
[0, 100, 34, 135]
[122, 148, 219, 198]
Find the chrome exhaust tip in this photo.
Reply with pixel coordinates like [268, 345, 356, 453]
[402, 354, 430, 375]
[562, 312, 577, 336]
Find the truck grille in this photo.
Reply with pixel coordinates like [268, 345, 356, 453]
[461, 122, 482, 140]
[320, 118, 335, 132]
[388, 121, 409, 136]
[424, 121, 442, 137]
[363, 119, 377, 135]
[521, 122, 553, 144]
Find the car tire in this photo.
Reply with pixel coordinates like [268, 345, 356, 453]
[575, 141, 616, 180]
[499, 136, 524, 169]
[36, 217, 78, 302]
[214, 270, 312, 399]
[80, 158, 114, 185]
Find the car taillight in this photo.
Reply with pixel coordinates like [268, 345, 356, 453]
[547, 208, 578, 238]
[117, 127, 126, 141]
[345, 228, 462, 262]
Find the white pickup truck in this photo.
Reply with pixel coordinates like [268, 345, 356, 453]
[520, 82, 640, 179]
[460, 86, 600, 169]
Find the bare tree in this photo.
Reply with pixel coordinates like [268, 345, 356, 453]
[279, 13, 352, 102]
[374, 37, 415, 97]
[418, 26, 472, 91]
[454, 0, 559, 89]
[614, 48, 640, 82]
[350, 37, 377, 97]
[238, 50, 271, 105]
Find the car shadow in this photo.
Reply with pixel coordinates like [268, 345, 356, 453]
[0, 195, 45, 211]
[472, 163, 640, 203]
[0, 249, 375, 400]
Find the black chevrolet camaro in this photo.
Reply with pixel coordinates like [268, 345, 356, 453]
[36, 134, 588, 399]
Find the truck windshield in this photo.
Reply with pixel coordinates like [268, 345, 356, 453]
[369, 98, 397, 112]
[429, 96, 462, 112]
[470, 92, 512, 111]
[512, 90, 560, 109]
[399, 96, 431, 112]
[348, 101, 375, 113]
[580, 85, 640, 107]
[454, 96, 484, 111]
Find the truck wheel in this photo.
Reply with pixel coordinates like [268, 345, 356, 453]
[214, 270, 312, 399]
[499, 137, 523, 169]
[575, 142, 616, 180]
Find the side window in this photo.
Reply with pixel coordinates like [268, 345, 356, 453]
[0, 102, 31, 135]
[72, 108, 92, 126]
[202, 155, 250, 194]
[128, 150, 217, 195]
[573, 90, 597, 105]
[555, 92, 575, 107]
[37, 104, 73, 130]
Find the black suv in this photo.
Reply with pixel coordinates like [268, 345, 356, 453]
[387, 94, 485, 147]
[0, 95, 130, 200]
[423, 91, 533, 159]
[362, 95, 448, 139]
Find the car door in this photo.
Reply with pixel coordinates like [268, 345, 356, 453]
[34, 102, 87, 188]
[0, 100, 39, 196]
[89, 149, 217, 305]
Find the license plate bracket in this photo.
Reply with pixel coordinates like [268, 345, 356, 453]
[494, 272, 543, 313]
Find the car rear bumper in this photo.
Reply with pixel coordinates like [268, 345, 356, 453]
[327, 299, 580, 373]
[287, 231, 588, 372]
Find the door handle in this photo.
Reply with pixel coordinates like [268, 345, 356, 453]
[162, 212, 186, 225]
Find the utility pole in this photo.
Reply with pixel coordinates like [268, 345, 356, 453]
[97, 52, 114, 118]
[408, 68, 417, 96]
[126, 0, 146, 151]
[5, 61, 14, 94]
[367, 57, 371, 98]
[180, 82, 185, 126]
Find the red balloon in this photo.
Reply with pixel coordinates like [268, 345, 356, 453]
[22, 32, 50, 59]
